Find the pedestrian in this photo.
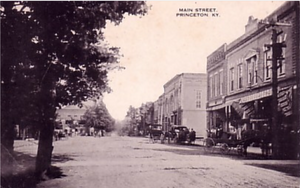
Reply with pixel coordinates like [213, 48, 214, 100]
[189, 128, 196, 144]
[261, 124, 271, 158]
[54, 131, 58, 141]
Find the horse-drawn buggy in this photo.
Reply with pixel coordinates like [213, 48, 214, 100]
[149, 124, 164, 143]
[203, 128, 265, 156]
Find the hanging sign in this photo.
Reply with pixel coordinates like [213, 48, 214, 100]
[278, 87, 292, 116]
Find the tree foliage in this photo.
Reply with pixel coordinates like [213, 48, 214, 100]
[1, 1, 148, 108]
[83, 100, 115, 132]
[1, 1, 148, 176]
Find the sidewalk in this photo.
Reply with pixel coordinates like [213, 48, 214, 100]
[247, 146, 262, 155]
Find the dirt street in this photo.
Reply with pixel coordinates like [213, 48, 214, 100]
[25, 135, 300, 188]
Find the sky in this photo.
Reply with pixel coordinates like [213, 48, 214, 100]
[102, 1, 285, 120]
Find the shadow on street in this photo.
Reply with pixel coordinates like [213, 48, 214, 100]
[1, 152, 71, 188]
[245, 163, 300, 178]
[151, 143, 300, 178]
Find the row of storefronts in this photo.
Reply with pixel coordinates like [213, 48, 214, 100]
[206, 2, 300, 159]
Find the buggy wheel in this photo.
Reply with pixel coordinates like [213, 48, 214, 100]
[220, 143, 230, 154]
[174, 136, 179, 144]
[160, 134, 165, 144]
[237, 145, 243, 155]
[151, 138, 155, 144]
[203, 138, 215, 152]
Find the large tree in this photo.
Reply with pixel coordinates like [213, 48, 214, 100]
[1, 1, 147, 176]
[83, 100, 115, 133]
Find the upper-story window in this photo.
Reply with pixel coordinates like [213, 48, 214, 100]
[164, 98, 168, 115]
[237, 63, 243, 89]
[254, 58, 258, 84]
[219, 70, 223, 95]
[277, 34, 286, 77]
[195, 90, 201, 108]
[229, 68, 234, 92]
[264, 33, 286, 80]
[214, 72, 218, 96]
[264, 47, 272, 80]
[212, 74, 215, 97]
[170, 95, 174, 112]
[247, 55, 257, 85]
[174, 89, 179, 109]
[209, 75, 213, 99]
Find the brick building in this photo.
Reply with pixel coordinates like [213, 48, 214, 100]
[207, 2, 300, 158]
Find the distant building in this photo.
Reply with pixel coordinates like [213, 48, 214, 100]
[55, 99, 100, 128]
[56, 105, 87, 128]
[153, 94, 164, 125]
[160, 73, 207, 137]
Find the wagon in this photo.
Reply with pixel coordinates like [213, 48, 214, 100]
[203, 137, 245, 155]
[203, 130, 263, 156]
[149, 124, 164, 143]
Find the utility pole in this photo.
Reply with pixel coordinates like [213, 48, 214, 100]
[295, 1, 300, 161]
[263, 19, 291, 159]
[271, 28, 281, 159]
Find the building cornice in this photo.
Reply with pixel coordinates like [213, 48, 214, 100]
[226, 2, 296, 55]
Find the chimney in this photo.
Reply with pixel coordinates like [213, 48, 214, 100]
[245, 16, 259, 33]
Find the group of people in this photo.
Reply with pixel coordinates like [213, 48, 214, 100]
[54, 128, 80, 141]
[174, 128, 196, 144]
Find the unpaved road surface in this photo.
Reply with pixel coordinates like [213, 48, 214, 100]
[28, 135, 300, 188]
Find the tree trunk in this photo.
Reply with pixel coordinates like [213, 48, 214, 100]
[35, 79, 56, 177]
[1, 1, 16, 174]
[35, 120, 54, 176]
[1, 121, 15, 175]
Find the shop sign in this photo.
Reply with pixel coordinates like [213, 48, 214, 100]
[278, 87, 292, 116]
[240, 88, 272, 103]
[250, 118, 268, 122]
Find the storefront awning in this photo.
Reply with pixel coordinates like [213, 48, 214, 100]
[240, 88, 272, 103]
[207, 104, 226, 111]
